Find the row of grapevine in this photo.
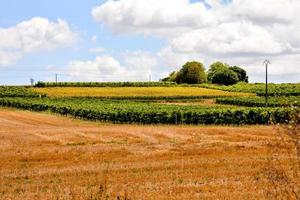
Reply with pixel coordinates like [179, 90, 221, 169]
[216, 96, 300, 107]
[199, 83, 300, 96]
[0, 97, 295, 125]
[0, 86, 44, 98]
[35, 81, 177, 88]
[33, 81, 300, 96]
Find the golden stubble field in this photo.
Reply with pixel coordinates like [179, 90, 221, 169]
[0, 108, 299, 200]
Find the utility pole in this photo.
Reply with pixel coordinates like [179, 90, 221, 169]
[264, 60, 270, 107]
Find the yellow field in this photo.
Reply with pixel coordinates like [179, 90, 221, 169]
[32, 87, 252, 97]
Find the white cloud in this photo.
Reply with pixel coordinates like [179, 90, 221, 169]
[122, 51, 158, 72]
[223, 0, 296, 25]
[169, 21, 291, 56]
[68, 55, 125, 76]
[92, 0, 300, 82]
[0, 17, 77, 66]
[67, 52, 158, 82]
[92, 0, 216, 37]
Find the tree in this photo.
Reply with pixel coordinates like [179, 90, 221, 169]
[176, 61, 207, 84]
[207, 61, 229, 82]
[229, 66, 248, 82]
[161, 71, 178, 82]
[211, 68, 239, 85]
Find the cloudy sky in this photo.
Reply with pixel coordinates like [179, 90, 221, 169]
[0, 0, 299, 84]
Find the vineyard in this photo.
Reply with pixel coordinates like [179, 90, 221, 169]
[217, 96, 300, 107]
[35, 81, 177, 87]
[0, 83, 299, 125]
[0, 86, 43, 98]
[32, 87, 251, 98]
[0, 97, 294, 125]
[200, 82, 300, 96]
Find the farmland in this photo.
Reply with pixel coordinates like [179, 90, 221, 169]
[0, 83, 299, 199]
[0, 108, 299, 199]
[201, 82, 300, 96]
[0, 97, 293, 125]
[217, 96, 300, 107]
[0, 86, 42, 98]
[31, 86, 251, 98]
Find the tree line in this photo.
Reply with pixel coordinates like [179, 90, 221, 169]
[162, 61, 248, 85]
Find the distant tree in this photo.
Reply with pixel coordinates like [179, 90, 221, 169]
[211, 68, 239, 85]
[229, 66, 248, 82]
[207, 61, 229, 82]
[161, 71, 178, 82]
[176, 61, 207, 84]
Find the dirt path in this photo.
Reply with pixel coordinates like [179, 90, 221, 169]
[0, 108, 293, 199]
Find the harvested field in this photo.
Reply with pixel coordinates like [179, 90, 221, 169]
[0, 109, 298, 199]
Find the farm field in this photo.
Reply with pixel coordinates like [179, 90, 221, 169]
[0, 108, 298, 200]
[31, 87, 251, 98]
[0, 97, 292, 125]
[217, 96, 300, 107]
[201, 82, 300, 96]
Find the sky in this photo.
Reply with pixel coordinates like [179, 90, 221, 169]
[0, 0, 299, 85]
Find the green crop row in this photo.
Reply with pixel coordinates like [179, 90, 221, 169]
[0, 86, 44, 98]
[35, 81, 177, 88]
[199, 82, 300, 96]
[216, 96, 300, 107]
[0, 97, 295, 125]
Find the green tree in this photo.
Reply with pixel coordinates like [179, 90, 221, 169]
[176, 61, 207, 84]
[229, 66, 248, 82]
[207, 61, 229, 82]
[161, 71, 178, 82]
[211, 68, 239, 85]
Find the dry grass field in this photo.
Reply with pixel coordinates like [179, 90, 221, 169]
[0, 108, 299, 200]
[32, 87, 252, 97]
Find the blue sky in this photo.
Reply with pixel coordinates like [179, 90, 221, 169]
[0, 0, 166, 84]
[0, 0, 299, 84]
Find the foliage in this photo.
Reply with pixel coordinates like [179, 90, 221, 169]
[229, 66, 249, 82]
[210, 68, 239, 86]
[0, 97, 295, 125]
[161, 71, 178, 82]
[207, 62, 248, 85]
[217, 96, 300, 107]
[35, 81, 177, 88]
[200, 82, 300, 96]
[0, 86, 43, 98]
[207, 61, 229, 82]
[163, 62, 207, 84]
[176, 61, 207, 84]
